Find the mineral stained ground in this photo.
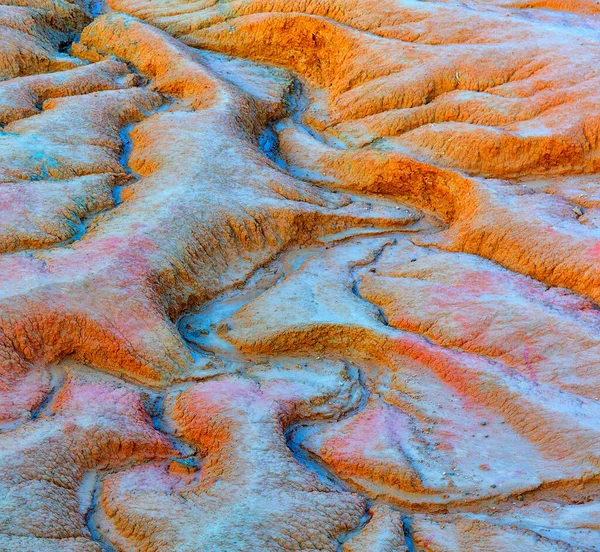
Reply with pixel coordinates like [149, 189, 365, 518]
[1, 0, 600, 550]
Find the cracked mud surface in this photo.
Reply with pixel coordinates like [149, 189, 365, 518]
[1, 0, 600, 550]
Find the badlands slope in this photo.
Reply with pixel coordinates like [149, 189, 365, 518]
[0, 0, 599, 550]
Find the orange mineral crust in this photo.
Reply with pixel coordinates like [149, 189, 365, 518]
[0, 0, 599, 550]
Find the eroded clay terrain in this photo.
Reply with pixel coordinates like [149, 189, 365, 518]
[1, 0, 600, 550]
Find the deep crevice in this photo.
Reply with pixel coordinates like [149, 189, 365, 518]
[402, 515, 416, 552]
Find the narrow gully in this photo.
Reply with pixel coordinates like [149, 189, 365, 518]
[178, 230, 421, 362]
[61, 98, 169, 248]
[257, 77, 348, 174]
[84, 472, 119, 552]
[87, 0, 106, 18]
[149, 392, 196, 458]
[285, 364, 370, 490]
[284, 365, 376, 548]
[30, 366, 65, 421]
[349, 239, 396, 327]
[113, 122, 142, 205]
[336, 504, 373, 551]
[403, 515, 417, 552]
[1, 96, 170, 254]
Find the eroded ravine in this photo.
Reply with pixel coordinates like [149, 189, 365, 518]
[1, 0, 600, 551]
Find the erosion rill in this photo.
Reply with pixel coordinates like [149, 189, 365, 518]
[0, 0, 599, 550]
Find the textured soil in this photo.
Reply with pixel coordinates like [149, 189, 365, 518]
[1, 0, 599, 550]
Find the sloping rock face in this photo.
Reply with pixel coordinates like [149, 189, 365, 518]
[1, 0, 599, 550]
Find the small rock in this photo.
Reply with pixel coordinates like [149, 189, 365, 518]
[122, 74, 148, 87]
[170, 457, 200, 475]
[216, 322, 230, 334]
